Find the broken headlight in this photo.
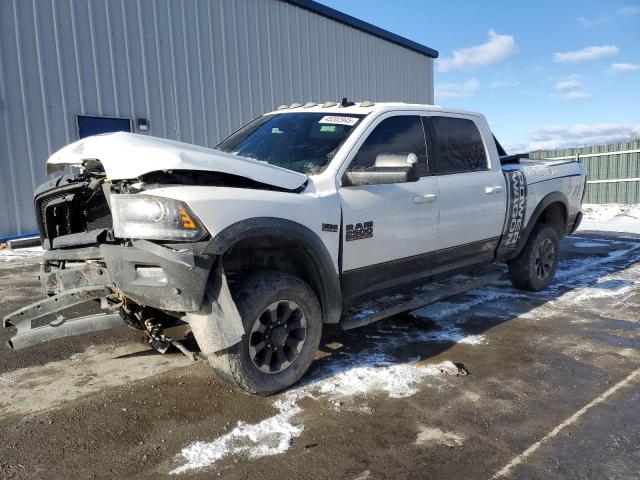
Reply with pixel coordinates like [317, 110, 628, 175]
[111, 194, 207, 241]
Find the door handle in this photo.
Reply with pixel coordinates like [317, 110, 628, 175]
[484, 185, 503, 194]
[414, 193, 437, 204]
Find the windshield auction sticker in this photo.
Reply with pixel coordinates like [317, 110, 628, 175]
[319, 116, 359, 126]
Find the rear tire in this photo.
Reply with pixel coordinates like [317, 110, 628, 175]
[209, 271, 322, 396]
[508, 223, 559, 291]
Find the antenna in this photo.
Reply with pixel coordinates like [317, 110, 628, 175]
[340, 97, 355, 107]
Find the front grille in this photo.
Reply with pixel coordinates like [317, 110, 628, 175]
[35, 183, 112, 244]
[38, 192, 76, 239]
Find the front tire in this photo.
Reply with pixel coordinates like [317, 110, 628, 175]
[508, 223, 560, 291]
[209, 271, 322, 396]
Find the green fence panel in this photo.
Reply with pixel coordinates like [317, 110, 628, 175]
[529, 141, 640, 204]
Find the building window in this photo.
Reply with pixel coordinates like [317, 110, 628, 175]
[77, 115, 132, 139]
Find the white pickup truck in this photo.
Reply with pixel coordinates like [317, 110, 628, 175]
[4, 101, 586, 395]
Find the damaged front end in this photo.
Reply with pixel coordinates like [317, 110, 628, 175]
[3, 162, 244, 356]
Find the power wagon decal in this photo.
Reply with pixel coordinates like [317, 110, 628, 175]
[499, 171, 527, 249]
[346, 221, 373, 241]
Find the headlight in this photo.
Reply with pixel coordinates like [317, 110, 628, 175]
[111, 194, 207, 241]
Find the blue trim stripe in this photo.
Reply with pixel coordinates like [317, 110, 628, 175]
[283, 0, 439, 58]
[0, 233, 39, 243]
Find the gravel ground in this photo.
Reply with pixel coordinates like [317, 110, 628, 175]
[0, 231, 639, 479]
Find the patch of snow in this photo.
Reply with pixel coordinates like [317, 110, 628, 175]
[418, 327, 487, 345]
[171, 318, 486, 474]
[579, 204, 640, 234]
[573, 241, 609, 248]
[410, 287, 523, 321]
[170, 214, 640, 474]
[0, 246, 44, 262]
[316, 360, 442, 399]
[415, 426, 465, 447]
[559, 277, 637, 304]
[171, 396, 303, 475]
[0, 372, 17, 385]
[350, 308, 377, 320]
[171, 354, 450, 474]
[554, 242, 640, 283]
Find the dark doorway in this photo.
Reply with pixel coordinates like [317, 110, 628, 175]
[77, 115, 131, 139]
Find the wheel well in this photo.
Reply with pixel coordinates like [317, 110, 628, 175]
[221, 236, 326, 319]
[537, 201, 567, 238]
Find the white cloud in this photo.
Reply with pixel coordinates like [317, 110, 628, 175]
[554, 45, 619, 63]
[490, 79, 519, 88]
[555, 90, 592, 100]
[577, 16, 613, 28]
[577, 5, 640, 28]
[555, 79, 585, 91]
[607, 62, 640, 73]
[618, 5, 640, 16]
[435, 79, 480, 101]
[503, 123, 640, 152]
[438, 30, 517, 73]
[550, 77, 590, 100]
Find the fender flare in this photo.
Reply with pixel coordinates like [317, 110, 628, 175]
[498, 191, 569, 261]
[206, 217, 342, 324]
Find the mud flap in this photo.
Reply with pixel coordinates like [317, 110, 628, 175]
[184, 263, 244, 355]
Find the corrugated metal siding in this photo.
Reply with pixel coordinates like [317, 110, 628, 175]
[0, 0, 435, 239]
[529, 141, 640, 204]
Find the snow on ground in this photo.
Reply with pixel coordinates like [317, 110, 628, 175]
[1, 203, 637, 474]
[171, 323, 479, 474]
[579, 204, 640, 234]
[0, 246, 43, 262]
[574, 241, 609, 248]
[172, 227, 640, 474]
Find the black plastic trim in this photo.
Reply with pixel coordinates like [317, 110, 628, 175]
[342, 237, 499, 301]
[100, 241, 214, 312]
[496, 191, 569, 262]
[568, 212, 583, 234]
[206, 217, 342, 324]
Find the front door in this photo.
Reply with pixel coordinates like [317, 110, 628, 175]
[338, 113, 440, 299]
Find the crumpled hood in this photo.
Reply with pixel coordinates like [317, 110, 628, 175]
[46, 132, 308, 190]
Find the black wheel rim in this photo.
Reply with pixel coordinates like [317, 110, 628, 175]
[534, 238, 555, 280]
[248, 300, 307, 374]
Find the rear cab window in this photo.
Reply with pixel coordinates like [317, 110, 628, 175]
[425, 116, 488, 175]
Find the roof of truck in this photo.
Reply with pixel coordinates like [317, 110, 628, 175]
[265, 102, 483, 118]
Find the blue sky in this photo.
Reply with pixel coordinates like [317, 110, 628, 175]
[317, 0, 640, 152]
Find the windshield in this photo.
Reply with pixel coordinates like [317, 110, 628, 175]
[216, 112, 365, 174]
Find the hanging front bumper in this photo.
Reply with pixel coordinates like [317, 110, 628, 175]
[2, 285, 125, 350]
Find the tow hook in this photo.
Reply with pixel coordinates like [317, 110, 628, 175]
[142, 318, 199, 361]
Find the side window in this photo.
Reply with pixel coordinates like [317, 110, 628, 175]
[348, 115, 428, 175]
[429, 116, 488, 174]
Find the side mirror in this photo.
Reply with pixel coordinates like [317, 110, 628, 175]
[343, 153, 420, 187]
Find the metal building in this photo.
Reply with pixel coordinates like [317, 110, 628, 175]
[0, 0, 438, 240]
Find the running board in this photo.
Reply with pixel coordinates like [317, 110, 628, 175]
[341, 273, 500, 330]
[3, 286, 125, 350]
